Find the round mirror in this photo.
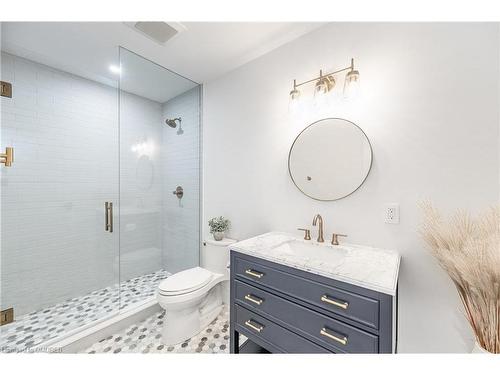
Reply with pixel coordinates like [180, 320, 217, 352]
[288, 118, 372, 201]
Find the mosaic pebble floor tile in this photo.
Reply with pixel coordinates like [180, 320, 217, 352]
[81, 308, 230, 354]
[0, 269, 169, 353]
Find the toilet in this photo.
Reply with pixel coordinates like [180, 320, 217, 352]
[157, 238, 236, 345]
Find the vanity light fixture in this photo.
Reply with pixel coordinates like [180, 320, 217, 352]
[289, 58, 360, 104]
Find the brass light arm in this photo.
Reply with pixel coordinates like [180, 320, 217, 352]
[293, 58, 355, 88]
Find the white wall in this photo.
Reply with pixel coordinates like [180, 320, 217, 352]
[203, 23, 500, 352]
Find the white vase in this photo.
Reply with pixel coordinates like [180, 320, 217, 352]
[213, 231, 224, 241]
[472, 341, 492, 353]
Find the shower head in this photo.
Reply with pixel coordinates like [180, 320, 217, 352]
[165, 117, 181, 128]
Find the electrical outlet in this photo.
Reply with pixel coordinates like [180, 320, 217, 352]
[384, 203, 400, 224]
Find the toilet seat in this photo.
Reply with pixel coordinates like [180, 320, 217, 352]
[158, 267, 213, 296]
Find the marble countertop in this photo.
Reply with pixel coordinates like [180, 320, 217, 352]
[229, 232, 401, 296]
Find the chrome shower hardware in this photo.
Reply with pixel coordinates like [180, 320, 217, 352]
[172, 186, 184, 199]
[165, 117, 182, 128]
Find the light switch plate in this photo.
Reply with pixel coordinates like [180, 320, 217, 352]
[384, 203, 400, 224]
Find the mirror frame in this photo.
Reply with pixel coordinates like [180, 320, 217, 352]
[288, 117, 373, 202]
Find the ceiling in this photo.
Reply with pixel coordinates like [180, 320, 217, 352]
[1, 22, 323, 102]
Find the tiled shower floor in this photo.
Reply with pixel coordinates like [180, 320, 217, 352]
[81, 308, 230, 354]
[0, 269, 169, 353]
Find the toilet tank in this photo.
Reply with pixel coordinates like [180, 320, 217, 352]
[202, 238, 237, 274]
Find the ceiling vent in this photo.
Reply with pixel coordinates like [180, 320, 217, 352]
[124, 22, 186, 45]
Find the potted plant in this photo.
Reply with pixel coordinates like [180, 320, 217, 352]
[420, 202, 500, 353]
[208, 216, 230, 241]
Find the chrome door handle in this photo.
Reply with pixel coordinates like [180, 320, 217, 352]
[245, 269, 264, 279]
[244, 294, 263, 305]
[320, 327, 348, 346]
[320, 295, 349, 309]
[245, 319, 264, 333]
[105, 202, 113, 233]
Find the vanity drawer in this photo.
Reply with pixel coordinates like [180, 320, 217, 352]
[233, 255, 380, 329]
[234, 304, 330, 353]
[234, 279, 378, 353]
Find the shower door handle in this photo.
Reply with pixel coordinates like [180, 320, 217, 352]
[0, 147, 14, 167]
[105, 202, 113, 233]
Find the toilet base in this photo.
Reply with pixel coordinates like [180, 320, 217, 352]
[161, 285, 224, 345]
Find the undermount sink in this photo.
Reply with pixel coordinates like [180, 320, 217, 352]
[272, 238, 348, 264]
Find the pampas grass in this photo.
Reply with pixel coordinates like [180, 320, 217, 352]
[420, 202, 500, 353]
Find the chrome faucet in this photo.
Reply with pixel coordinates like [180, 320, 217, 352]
[312, 214, 324, 243]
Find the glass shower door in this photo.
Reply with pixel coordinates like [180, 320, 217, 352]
[0, 32, 120, 352]
[118, 47, 201, 309]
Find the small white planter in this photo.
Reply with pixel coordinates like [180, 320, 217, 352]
[213, 231, 225, 241]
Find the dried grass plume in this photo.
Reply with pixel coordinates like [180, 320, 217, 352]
[419, 202, 500, 353]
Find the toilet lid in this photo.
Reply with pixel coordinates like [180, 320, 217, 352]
[158, 267, 213, 296]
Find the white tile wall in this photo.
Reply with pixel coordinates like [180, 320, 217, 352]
[161, 87, 201, 274]
[119, 92, 163, 281]
[1, 52, 119, 316]
[0, 53, 183, 316]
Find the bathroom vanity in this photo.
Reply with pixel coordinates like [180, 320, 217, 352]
[229, 232, 400, 354]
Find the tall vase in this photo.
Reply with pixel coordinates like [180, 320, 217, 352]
[472, 341, 491, 353]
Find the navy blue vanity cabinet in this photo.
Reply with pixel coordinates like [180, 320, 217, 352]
[230, 251, 397, 354]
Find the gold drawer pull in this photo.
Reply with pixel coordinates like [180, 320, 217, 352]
[320, 327, 348, 346]
[321, 295, 349, 309]
[244, 294, 263, 305]
[245, 269, 264, 279]
[245, 319, 264, 333]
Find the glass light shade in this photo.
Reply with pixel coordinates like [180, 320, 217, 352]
[314, 76, 334, 107]
[289, 87, 301, 101]
[289, 88, 301, 113]
[344, 70, 360, 99]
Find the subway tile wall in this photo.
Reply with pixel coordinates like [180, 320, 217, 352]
[119, 93, 163, 282]
[1, 52, 120, 316]
[161, 87, 201, 274]
[0, 52, 182, 316]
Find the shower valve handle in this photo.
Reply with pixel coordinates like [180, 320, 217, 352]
[173, 186, 184, 199]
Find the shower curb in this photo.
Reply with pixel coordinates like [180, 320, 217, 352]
[32, 299, 161, 353]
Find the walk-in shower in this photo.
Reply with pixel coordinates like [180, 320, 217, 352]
[0, 23, 201, 352]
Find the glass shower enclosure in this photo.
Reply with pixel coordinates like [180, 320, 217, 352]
[0, 23, 201, 352]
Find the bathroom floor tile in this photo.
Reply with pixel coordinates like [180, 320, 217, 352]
[81, 308, 230, 354]
[0, 269, 169, 353]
